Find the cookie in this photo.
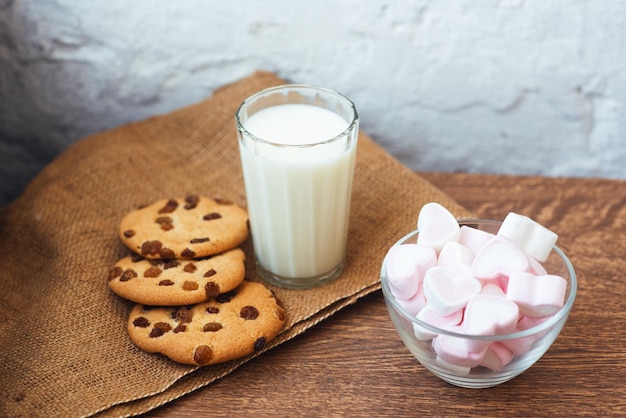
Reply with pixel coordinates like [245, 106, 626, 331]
[108, 248, 246, 306]
[119, 195, 248, 259]
[127, 281, 286, 366]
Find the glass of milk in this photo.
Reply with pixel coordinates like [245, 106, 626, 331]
[236, 85, 359, 289]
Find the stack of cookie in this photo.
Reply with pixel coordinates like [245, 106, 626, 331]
[107, 195, 286, 366]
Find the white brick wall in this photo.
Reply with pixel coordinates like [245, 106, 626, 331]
[1, 0, 625, 205]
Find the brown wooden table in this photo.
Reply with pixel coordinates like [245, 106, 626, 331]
[143, 172, 626, 417]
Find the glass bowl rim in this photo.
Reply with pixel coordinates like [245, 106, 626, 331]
[380, 218, 577, 341]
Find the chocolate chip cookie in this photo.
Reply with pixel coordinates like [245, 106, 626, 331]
[119, 195, 248, 259]
[127, 281, 286, 365]
[108, 248, 246, 306]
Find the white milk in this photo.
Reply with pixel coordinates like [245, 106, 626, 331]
[239, 104, 357, 279]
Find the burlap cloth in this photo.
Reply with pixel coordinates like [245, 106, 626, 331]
[0, 71, 470, 417]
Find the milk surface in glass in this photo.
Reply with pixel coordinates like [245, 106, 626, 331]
[239, 103, 357, 281]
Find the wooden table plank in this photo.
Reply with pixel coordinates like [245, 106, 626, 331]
[143, 173, 626, 417]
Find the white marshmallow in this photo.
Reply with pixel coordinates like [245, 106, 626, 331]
[480, 342, 514, 371]
[423, 266, 482, 316]
[414, 305, 463, 341]
[458, 225, 495, 256]
[471, 236, 530, 281]
[506, 271, 567, 317]
[437, 241, 474, 269]
[497, 212, 558, 262]
[432, 328, 487, 368]
[385, 244, 436, 300]
[416, 202, 460, 253]
[395, 284, 427, 316]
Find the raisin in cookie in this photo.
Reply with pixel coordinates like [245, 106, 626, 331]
[108, 248, 246, 306]
[119, 195, 248, 259]
[127, 281, 286, 366]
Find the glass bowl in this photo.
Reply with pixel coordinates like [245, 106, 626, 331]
[380, 218, 577, 388]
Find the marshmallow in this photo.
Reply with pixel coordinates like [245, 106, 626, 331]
[432, 328, 487, 368]
[458, 225, 495, 256]
[528, 256, 548, 276]
[463, 294, 519, 352]
[385, 244, 436, 300]
[480, 342, 514, 371]
[506, 272, 567, 317]
[497, 212, 558, 262]
[437, 241, 474, 269]
[479, 283, 506, 297]
[416, 202, 460, 253]
[414, 305, 463, 341]
[481, 274, 510, 294]
[436, 356, 472, 376]
[436, 242, 475, 281]
[422, 266, 482, 316]
[395, 284, 427, 316]
[501, 316, 550, 355]
[471, 236, 530, 281]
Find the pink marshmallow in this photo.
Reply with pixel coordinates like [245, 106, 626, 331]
[437, 241, 474, 268]
[477, 274, 510, 294]
[432, 327, 487, 368]
[416, 202, 460, 253]
[471, 236, 530, 281]
[506, 272, 567, 317]
[463, 294, 519, 352]
[414, 305, 463, 340]
[423, 266, 482, 316]
[395, 284, 427, 316]
[487, 274, 510, 293]
[458, 225, 495, 256]
[528, 256, 549, 276]
[436, 242, 475, 281]
[497, 212, 558, 262]
[436, 356, 472, 376]
[480, 283, 506, 297]
[385, 244, 437, 300]
[480, 342, 514, 371]
[501, 316, 550, 355]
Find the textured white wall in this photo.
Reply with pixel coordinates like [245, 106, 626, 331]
[1, 0, 625, 206]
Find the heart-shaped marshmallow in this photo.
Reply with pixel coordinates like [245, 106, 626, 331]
[437, 241, 474, 269]
[416, 202, 460, 253]
[480, 282, 506, 297]
[423, 266, 481, 316]
[385, 244, 436, 300]
[395, 284, 427, 316]
[471, 236, 530, 281]
[413, 305, 463, 341]
[501, 315, 550, 355]
[458, 225, 495, 256]
[463, 294, 519, 352]
[432, 327, 487, 368]
[506, 271, 567, 317]
[528, 256, 548, 276]
[436, 356, 472, 376]
[436, 242, 475, 282]
[480, 342, 514, 371]
[497, 212, 558, 262]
